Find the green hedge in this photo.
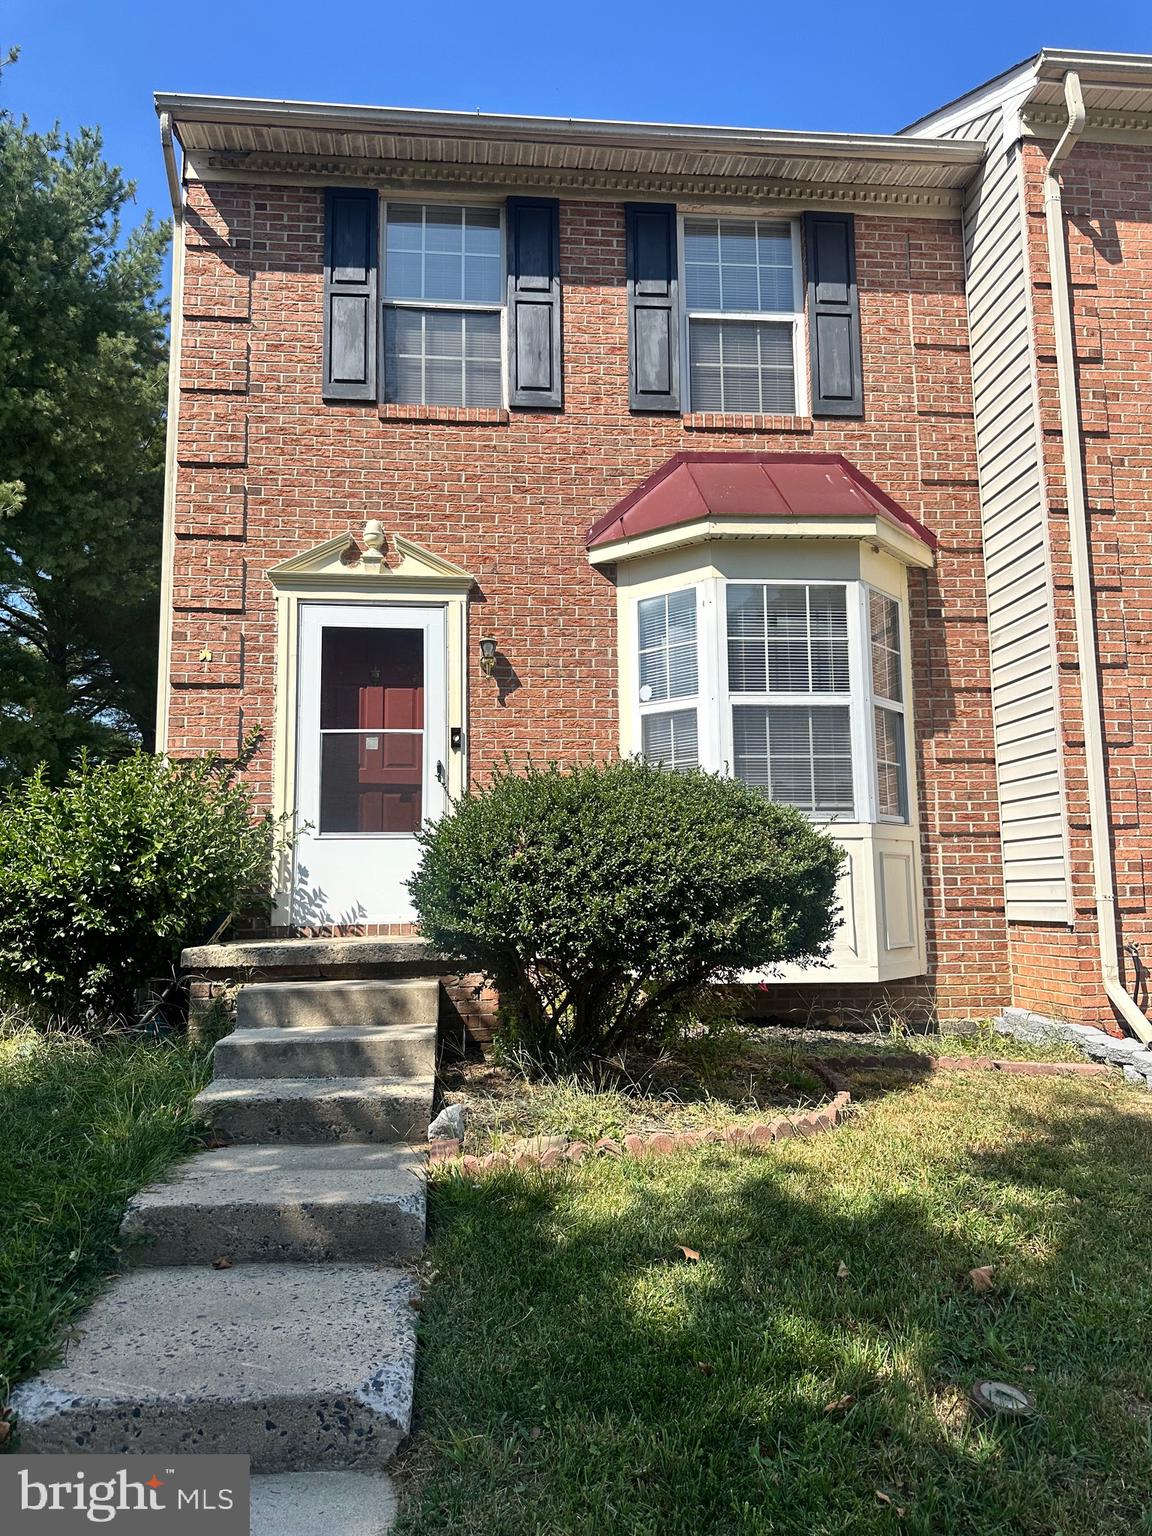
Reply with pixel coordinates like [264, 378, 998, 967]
[410, 758, 843, 1067]
[0, 752, 273, 1022]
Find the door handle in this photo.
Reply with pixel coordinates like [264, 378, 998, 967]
[436, 760, 447, 787]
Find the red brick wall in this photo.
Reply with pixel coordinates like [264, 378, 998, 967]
[1015, 140, 1152, 1029]
[169, 179, 1009, 1022]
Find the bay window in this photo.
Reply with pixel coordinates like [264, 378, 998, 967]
[635, 577, 910, 827]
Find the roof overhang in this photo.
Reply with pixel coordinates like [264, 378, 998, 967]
[904, 48, 1152, 145]
[156, 92, 982, 215]
[585, 454, 937, 571]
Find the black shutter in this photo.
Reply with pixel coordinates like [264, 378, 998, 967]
[506, 197, 562, 409]
[803, 212, 863, 417]
[323, 188, 378, 401]
[626, 203, 680, 412]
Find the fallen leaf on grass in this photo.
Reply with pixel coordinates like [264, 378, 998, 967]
[836, 1261, 850, 1279]
[676, 1245, 701, 1263]
[211, 1256, 233, 1270]
[874, 1490, 907, 1516]
[1022, 1363, 1037, 1374]
[530, 1425, 543, 1441]
[968, 1265, 995, 1293]
[696, 1361, 715, 1376]
[408, 1297, 424, 1312]
[823, 1394, 855, 1415]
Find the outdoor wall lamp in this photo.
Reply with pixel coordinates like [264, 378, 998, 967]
[479, 638, 498, 677]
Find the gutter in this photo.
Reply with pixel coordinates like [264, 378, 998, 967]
[152, 91, 983, 171]
[154, 111, 185, 755]
[1042, 70, 1152, 1044]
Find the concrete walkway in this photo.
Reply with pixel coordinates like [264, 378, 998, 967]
[11, 977, 438, 1535]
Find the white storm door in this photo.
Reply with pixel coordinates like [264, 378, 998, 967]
[293, 603, 448, 927]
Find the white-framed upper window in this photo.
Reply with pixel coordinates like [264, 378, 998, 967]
[382, 202, 504, 407]
[681, 216, 806, 415]
[632, 577, 911, 826]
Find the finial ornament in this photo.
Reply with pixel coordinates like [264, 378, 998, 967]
[361, 519, 386, 568]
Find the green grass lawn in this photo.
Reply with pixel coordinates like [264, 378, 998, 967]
[0, 1023, 211, 1406]
[397, 1066, 1152, 1536]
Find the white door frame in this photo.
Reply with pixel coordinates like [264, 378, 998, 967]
[292, 601, 448, 928]
[267, 530, 475, 931]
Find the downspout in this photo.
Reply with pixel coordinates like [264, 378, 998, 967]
[1043, 71, 1152, 1043]
[154, 111, 186, 755]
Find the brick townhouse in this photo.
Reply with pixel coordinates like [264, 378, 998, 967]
[155, 47, 1152, 1039]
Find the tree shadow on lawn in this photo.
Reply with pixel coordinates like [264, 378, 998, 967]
[399, 1076, 1152, 1536]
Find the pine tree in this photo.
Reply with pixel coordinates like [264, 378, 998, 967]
[0, 50, 169, 780]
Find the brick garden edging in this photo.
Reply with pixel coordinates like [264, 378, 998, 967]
[422, 1051, 1111, 1176]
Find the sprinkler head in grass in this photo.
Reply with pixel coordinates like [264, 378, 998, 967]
[969, 1380, 1037, 1420]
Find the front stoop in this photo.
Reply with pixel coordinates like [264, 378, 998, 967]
[9, 978, 434, 1531]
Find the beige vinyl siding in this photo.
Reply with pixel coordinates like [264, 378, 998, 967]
[948, 105, 1073, 922]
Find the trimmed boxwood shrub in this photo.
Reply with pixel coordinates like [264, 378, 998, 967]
[0, 752, 274, 1022]
[409, 758, 844, 1067]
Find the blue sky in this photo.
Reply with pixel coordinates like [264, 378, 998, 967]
[3, 0, 1151, 229]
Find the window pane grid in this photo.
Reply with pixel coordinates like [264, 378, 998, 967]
[726, 583, 853, 815]
[684, 215, 798, 413]
[733, 704, 854, 814]
[874, 704, 907, 820]
[726, 584, 849, 696]
[384, 203, 502, 305]
[383, 203, 503, 407]
[688, 319, 796, 414]
[641, 709, 699, 772]
[684, 217, 795, 315]
[869, 590, 903, 702]
[383, 307, 502, 408]
[637, 589, 698, 704]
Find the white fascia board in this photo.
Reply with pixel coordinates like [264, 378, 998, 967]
[586, 518, 935, 571]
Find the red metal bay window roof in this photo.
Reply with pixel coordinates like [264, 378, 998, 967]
[585, 453, 937, 554]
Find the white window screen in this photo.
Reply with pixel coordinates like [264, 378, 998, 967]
[642, 709, 699, 771]
[383, 203, 503, 406]
[869, 590, 907, 820]
[683, 217, 800, 414]
[384, 310, 502, 408]
[732, 705, 854, 814]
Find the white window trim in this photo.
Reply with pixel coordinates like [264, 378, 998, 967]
[862, 582, 912, 826]
[380, 198, 508, 407]
[631, 575, 913, 828]
[677, 215, 808, 417]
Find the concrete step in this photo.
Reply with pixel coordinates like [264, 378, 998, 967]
[251, 1472, 397, 1536]
[213, 1024, 436, 1082]
[195, 1077, 433, 1145]
[236, 978, 439, 1032]
[9, 1264, 416, 1471]
[120, 1144, 426, 1266]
